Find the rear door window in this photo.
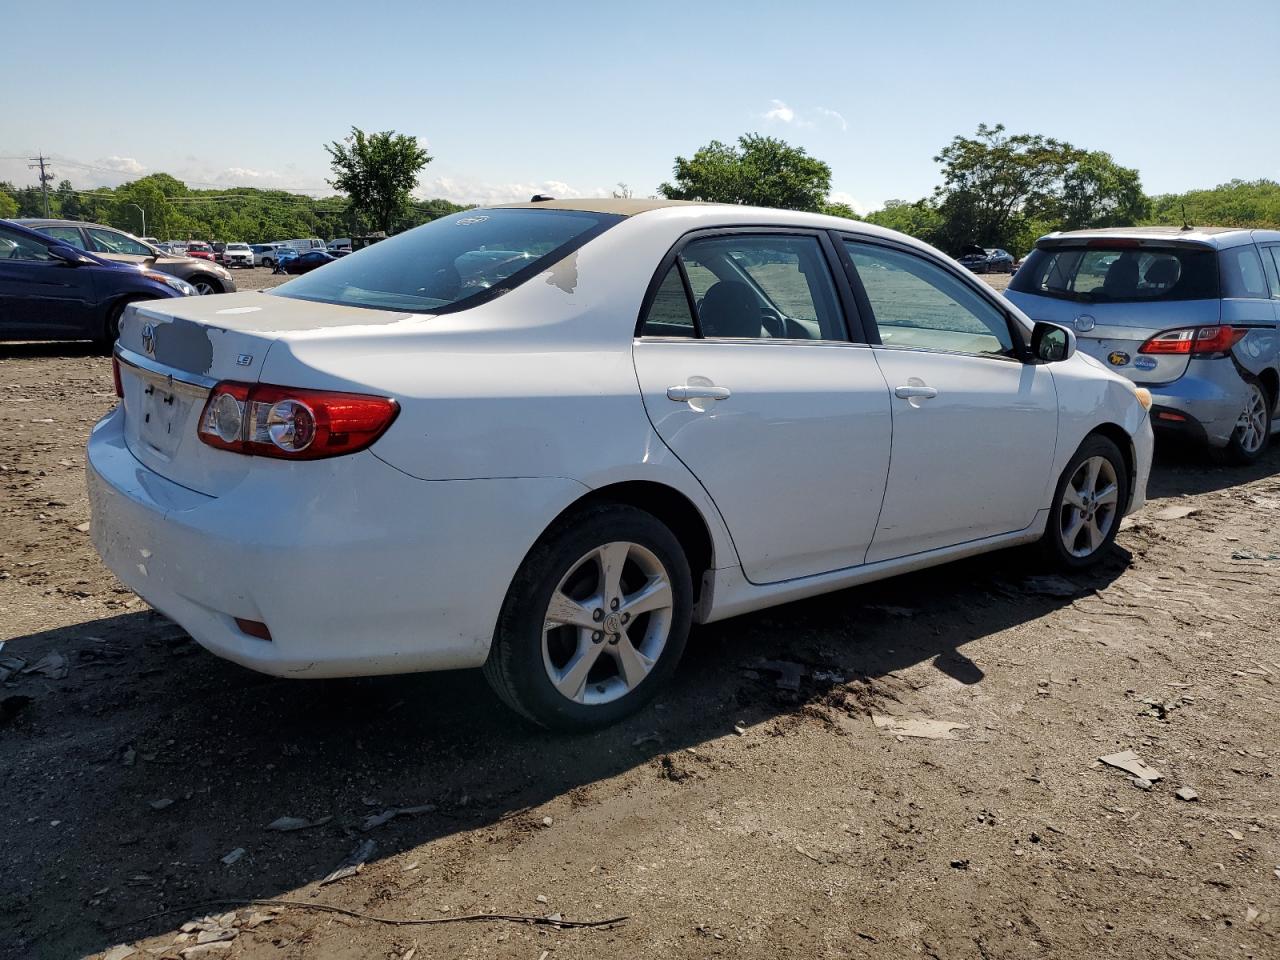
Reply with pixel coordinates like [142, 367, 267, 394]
[1011, 245, 1218, 302]
[87, 228, 153, 256]
[1219, 244, 1269, 299]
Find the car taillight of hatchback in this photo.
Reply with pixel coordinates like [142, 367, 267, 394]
[1138, 325, 1247, 358]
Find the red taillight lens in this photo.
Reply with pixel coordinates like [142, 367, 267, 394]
[111, 356, 123, 398]
[1139, 325, 1246, 357]
[197, 382, 398, 459]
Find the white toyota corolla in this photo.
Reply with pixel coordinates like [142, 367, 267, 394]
[88, 199, 1153, 729]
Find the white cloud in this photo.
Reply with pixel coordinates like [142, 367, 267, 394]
[828, 191, 868, 215]
[763, 99, 797, 124]
[418, 175, 610, 206]
[95, 156, 146, 174]
[814, 107, 848, 133]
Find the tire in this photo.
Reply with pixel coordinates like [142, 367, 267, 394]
[98, 297, 141, 352]
[1217, 374, 1272, 465]
[483, 503, 693, 731]
[1039, 434, 1129, 571]
[189, 274, 221, 295]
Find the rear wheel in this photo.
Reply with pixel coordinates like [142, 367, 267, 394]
[1219, 375, 1271, 465]
[483, 504, 693, 731]
[98, 297, 141, 351]
[1039, 435, 1129, 571]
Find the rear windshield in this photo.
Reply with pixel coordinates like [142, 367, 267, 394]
[272, 208, 621, 314]
[1010, 245, 1218, 303]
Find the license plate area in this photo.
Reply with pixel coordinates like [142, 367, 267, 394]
[139, 382, 193, 459]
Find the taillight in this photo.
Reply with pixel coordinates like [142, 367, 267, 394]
[1139, 325, 1246, 357]
[197, 382, 398, 459]
[111, 356, 123, 398]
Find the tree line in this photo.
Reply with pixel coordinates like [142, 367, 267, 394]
[4, 123, 1278, 252]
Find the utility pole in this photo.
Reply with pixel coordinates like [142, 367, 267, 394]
[27, 154, 53, 217]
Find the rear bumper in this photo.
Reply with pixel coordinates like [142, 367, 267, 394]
[87, 406, 586, 678]
[1147, 358, 1249, 447]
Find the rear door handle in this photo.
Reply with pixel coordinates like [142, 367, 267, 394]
[667, 384, 732, 402]
[894, 385, 939, 400]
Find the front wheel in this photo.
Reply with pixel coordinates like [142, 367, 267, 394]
[483, 504, 693, 731]
[1218, 375, 1271, 465]
[189, 275, 220, 295]
[1039, 434, 1129, 571]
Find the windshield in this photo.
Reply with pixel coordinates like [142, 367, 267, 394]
[272, 208, 621, 314]
[1011, 244, 1218, 303]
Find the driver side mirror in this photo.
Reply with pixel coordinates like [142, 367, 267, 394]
[47, 244, 87, 266]
[1031, 321, 1075, 363]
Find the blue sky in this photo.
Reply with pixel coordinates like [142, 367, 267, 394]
[3, 0, 1278, 211]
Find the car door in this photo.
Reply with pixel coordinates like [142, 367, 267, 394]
[631, 230, 893, 585]
[839, 237, 1058, 563]
[0, 224, 97, 337]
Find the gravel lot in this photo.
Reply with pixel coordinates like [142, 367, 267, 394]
[2, 271, 1278, 960]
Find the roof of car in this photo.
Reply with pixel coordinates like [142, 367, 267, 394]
[14, 217, 115, 230]
[493, 198, 708, 216]
[1041, 225, 1277, 247]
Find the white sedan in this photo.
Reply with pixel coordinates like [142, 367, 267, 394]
[87, 199, 1153, 729]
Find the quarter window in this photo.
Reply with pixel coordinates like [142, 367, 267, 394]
[87, 228, 153, 256]
[41, 226, 86, 248]
[845, 241, 1016, 356]
[639, 234, 846, 341]
[1220, 244, 1269, 299]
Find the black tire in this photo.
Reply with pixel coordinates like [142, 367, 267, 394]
[98, 297, 140, 352]
[483, 503, 693, 731]
[1216, 373, 1272, 465]
[189, 274, 221, 295]
[263, 258, 275, 268]
[1039, 434, 1129, 571]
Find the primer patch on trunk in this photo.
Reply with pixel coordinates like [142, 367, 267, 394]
[153, 319, 215, 374]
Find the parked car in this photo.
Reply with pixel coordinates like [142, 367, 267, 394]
[957, 245, 1015, 274]
[139, 236, 161, 247]
[88, 200, 1153, 730]
[0, 218, 194, 345]
[1006, 227, 1280, 463]
[282, 250, 337, 274]
[185, 242, 215, 262]
[271, 247, 299, 272]
[327, 238, 352, 252]
[223, 243, 255, 268]
[277, 238, 326, 256]
[17, 219, 236, 295]
[250, 244, 281, 267]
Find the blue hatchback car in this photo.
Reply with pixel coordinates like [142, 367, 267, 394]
[0, 218, 195, 346]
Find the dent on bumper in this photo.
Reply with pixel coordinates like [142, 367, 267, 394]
[1149, 361, 1250, 446]
[87, 408, 586, 678]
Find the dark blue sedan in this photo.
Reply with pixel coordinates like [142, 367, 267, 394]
[0, 218, 195, 346]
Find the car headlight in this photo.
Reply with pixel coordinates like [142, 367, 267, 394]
[143, 271, 198, 297]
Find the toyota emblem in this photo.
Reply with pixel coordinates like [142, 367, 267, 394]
[141, 322, 156, 356]
[1074, 314, 1096, 332]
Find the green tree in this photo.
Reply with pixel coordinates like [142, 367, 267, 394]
[325, 127, 432, 234]
[864, 199, 944, 242]
[1147, 179, 1280, 229]
[659, 134, 832, 211]
[0, 189, 17, 219]
[929, 124, 1146, 253]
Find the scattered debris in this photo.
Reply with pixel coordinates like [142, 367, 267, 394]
[22, 651, 68, 680]
[535, 894, 548, 904]
[732, 722, 747, 736]
[756, 659, 805, 691]
[220, 847, 245, 867]
[103, 946, 136, 960]
[1231, 549, 1280, 561]
[179, 943, 233, 958]
[631, 732, 660, 747]
[1098, 750, 1163, 783]
[149, 798, 175, 811]
[360, 804, 436, 832]
[541, 816, 554, 828]
[1132, 777, 1154, 791]
[1153, 505, 1200, 521]
[265, 815, 332, 832]
[0, 655, 27, 682]
[872, 714, 969, 740]
[1227, 829, 1244, 841]
[1175, 786, 1200, 802]
[1246, 907, 1260, 925]
[320, 839, 376, 885]
[74, 521, 91, 533]
[950, 859, 970, 870]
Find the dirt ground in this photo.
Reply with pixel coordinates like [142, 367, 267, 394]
[2, 271, 1278, 960]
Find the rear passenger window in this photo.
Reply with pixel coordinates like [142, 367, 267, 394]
[640, 265, 696, 338]
[1220, 245, 1269, 299]
[1266, 247, 1280, 299]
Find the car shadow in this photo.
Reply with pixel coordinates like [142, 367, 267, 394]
[0, 340, 102, 360]
[1146, 436, 1280, 499]
[0, 543, 1128, 958]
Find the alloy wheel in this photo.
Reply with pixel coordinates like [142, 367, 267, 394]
[1234, 383, 1269, 455]
[193, 279, 218, 295]
[541, 541, 673, 705]
[1058, 455, 1119, 558]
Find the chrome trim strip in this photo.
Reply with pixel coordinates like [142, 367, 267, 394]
[114, 346, 218, 397]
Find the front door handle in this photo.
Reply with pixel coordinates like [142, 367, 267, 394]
[894, 385, 939, 400]
[667, 384, 732, 402]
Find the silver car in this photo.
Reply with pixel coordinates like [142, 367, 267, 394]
[1006, 227, 1280, 463]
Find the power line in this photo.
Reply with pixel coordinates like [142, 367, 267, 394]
[27, 154, 53, 217]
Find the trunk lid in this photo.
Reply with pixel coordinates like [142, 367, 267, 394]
[115, 292, 419, 495]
